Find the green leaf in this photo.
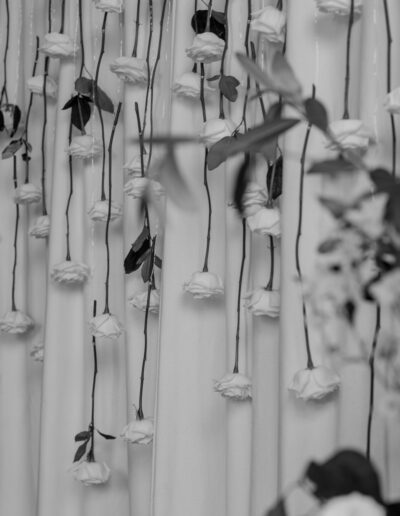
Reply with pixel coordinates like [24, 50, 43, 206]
[267, 156, 283, 200]
[154, 255, 162, 268]
[132, 225, 150, 253]
[75, 431, 91, 442]
[211, 10, 226, 25]
[75, 76, 93, 96]
[318, 196, 348, 218]
[304, 97, 328, 131]
[207, 118, 299, 171]
[219, 75, 240, 102]
[93, 85, 114, 113]
[234, 153, 251, 215]
[158, 146, 193, 209]
[96, 429, 116, 440]
[266, 499, 286, 516]
[308, 158, 356, 175]
[73, 441, 89, 462]
[0, 110, 4, 131]
[11, 105, 21, 137]
[207, 74, 220, 82]
[2, 139, 23, 159]
[370, 168, 394, 193]
[141, 255, 153, 283]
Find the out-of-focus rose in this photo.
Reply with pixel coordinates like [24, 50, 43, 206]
[121, 418, 154, 444]
[214, 372, 252, 401]
[67, 135, 102, 159]
[51, 260, 90, 285]
[124, 177, 164, 200]
[93, 0, 124, 13]
[0, 310, 34, 334]
[123, 154, 149, 176]
[289, 365, 340, 401]
[40, 32, 78, 58]
[27, 75, 57, 97]
[246, 206, 281, 237]
[172, 71, 215, 98]
[250, 6, 286, 43]
[327, 119, 373, 152]
[129, 288, 160, 314]
[71, 461, 111, 486]
[14, 183, 41, 205]
[186, 32, 225, 63]
[344, 193, 388, 239]
[200, 118, 236, 148]
[316, 0, 363, 16]
[320, 494, 384, 516]
[244, 288, 280, 317]
[89, 313, 124, 339]
[240, 182, 268, 217]
[109, 56, 147, 84]
[30, 342, 44, 362]
[29, 215, 50, 238]
[183, 271, 224, 299]
[88, 200, 122, 222]
[321, 169, 374, 208]
[369, 270, 400, 311]
[384, 87, 400, 114]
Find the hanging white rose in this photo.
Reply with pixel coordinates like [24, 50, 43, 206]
[200, 118, 236, 148]
[51, 260, 90, 285]
[29, 215, 50, 239]
[327, 119, 373, 152]
[240, 182, 268, 217]
[289, 366, 340, 401]
[93, 0, 124, 13]
[244, 288, 280, 317]
[121, 418, 154, 445]
[250, 6, 286, 43]
[319, 494, 384, 516]
[124, 177, 164, 200]
[88, 200, 122, 222]
[129, 288, 160, 314]
[172, 71, 215, 98]
[186, 32, 225, 63]
[14, 183, 42, 205]
[214, 372, 252, 401]
[109, 56, 147, 84]
[71, 461, 111, 486]
[123, 154, 149, 176]
[30, 342, 44, 362]
[183, 271, 224, 299]
[0, 310, 34, 334]
[89, 313, 124, 339]
[40, 33, 78, 58]
[246, 206, 281, 237]
[383, 87, 400, 114]
[67, 135, 102, 159]
[316, 0, 363, 16]
[27, 75, 58, 98]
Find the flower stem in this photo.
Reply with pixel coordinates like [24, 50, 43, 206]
[48, 0, 52, 32]
[239, 0, 252, 130]
[382, 0, 396, 177]
[250, 41, 267, 120]
[266, 236, 275, 291]
[59, 0, 66, 33]
[141, 0, 154, 142]
[0, 0, 10, 105]
[11, 156, 19, 312]
[205, 0, 213, 32]
[132, 0, 141, 57]
[87, 300, 98, 462]
[41, 56, 49, 216]
[104, 102, 122, 315]
[137, 236, 156, 420]
[24, 36, 40, 183]
[218, 0, 229, 119]
[65, 120, 73, 261]
[296, 86, 315, 370]
[78, 0, 86, 77]
[343, 0, 354, 120]
[366, 305, 380, 459]
[233, 219, 246, 374]
[134, 101, 151, 232]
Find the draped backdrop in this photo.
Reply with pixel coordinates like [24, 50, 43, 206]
[0, 1, 399, 516]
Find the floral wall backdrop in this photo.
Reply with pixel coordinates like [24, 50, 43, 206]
[0, 1, 399, 516]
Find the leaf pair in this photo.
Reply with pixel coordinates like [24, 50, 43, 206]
[73, 428, 115, 462]
[62, 95, 92, 131]
[75, 77, 114, 113]
[219, 75, 240, 102]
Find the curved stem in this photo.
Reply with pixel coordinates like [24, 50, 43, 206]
[24, 36, 40, 183]
[65, 120, 73, 261]
[41, 57, 49, 216]
[296, 86, 315, 370]
[104, 102, 122, 314]
[1, 0, 10, 105]
[135, 101, 151, 232]
[132, 0, 141, 57]
[240, 0, 252, 130]
[78, 0, 85, 76]
[11, 157, 19, 312]
[233, 219, 246, 373]
[141, 0, 154, 141]
[87, 300, 98, 462]
[366, 305, 380, 459]
[343, 0, 354, 120]
[218, 0, 229, 119]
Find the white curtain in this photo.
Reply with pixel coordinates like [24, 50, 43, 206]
[0, 1, 399, 516]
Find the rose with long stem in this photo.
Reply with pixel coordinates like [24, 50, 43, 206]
[233, 219, 246, 374]
[342, 0, 354, 119]
[11, 156, 19, 312]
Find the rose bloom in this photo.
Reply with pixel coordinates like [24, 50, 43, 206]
[320, 494, 384, 516]
[121, 418, 154, 444]
[289, 365, 340, 401]
[88, 200, 122, 222]
[316, 0, 363, 16]
[244, 288, 280, 317]
[327, 119, 373, 152]
[29, 215, 50, 238]
[250, 6, 286, 43]
[186, 32, 225, 63]
[109, 56, 147, 84]
[51, 260, 90, 285]
[124, 177, 164, 200]
[14, 183, 41, 205]
[321, 169, 374, 208]
[214, 372, 252, 401]
[129, 288, 160, 314]
[183, 271, 224, 299]
[344, 193, 388, 239]
[89, 313, 124, 339]
[200, 118, 236, 148]
[123, 154, 149, 176]
[172, 71, 215, 98]
[67, 135, 102, 159]
[27, 75, 57, 98]
[40, 32, 78, 58]
[0, 310, 34, 334]
[71, 461, 111, 486]
[241, 182, 268, 217]
[246, 206, 281, 237]
[384, 87, 400, 114]
[30, 342, 44, 362]
[93, 0, 124, 13]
